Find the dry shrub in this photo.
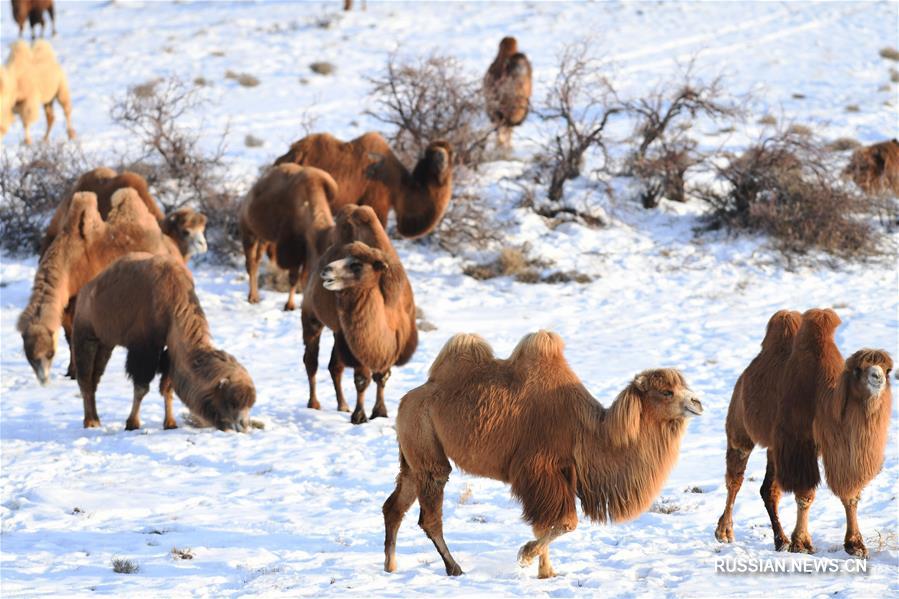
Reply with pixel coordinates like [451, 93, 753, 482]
[0, 142, 93, 255]
[110, 77, 241, 258]
[626, 71, 742, 208]
[244, 134, 264, 148]
[111, 558, 139, 574]
[225, 70, 260, 87]
[890, 68, 899, 83]
[427, 189, 502, 254]
[757, 114, 777, 126]
[698, 128, 881, 260]
[879, 47, 899, 61]
[309, 61, 335, 75]
[464, 246, 591, 284]
[367, 52, 493, 169]
[171, 547, 194, 560]
[845, 104, 861, 113]
[827, 137, 861, 152]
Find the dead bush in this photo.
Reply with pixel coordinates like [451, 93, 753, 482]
[427, 188, 502, 255]
[463, 245, 592, 284]
[111, 558, 139, 574]
[110, 77, 241, 258]
[309, 61, 335, 75]
[697, 128, 881, 260]
[879, 47, 899, 61]
[225, 70, 260, 87]
[626, 72, 742, 208]
[538, 40, 626, 203]
[827, 137, 861, 152]
[0, 142, 94, 255]
[367, 52, 493, 169]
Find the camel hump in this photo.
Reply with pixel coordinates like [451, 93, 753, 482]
[508, 330, 565, 366]
[428, 333, 494, 380]
[86, 166, 118, 180]
[108, 187, 152, 223]
[799, 308, 841, 335]
[31, 40, 57, 61]
[761, 310, 802, 349]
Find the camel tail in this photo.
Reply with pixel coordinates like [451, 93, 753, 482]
[428, 333, 493, 380]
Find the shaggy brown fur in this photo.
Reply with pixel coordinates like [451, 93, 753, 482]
[11, 0, 55, 39]
[383, 331, 702, 578]
[239, 164, 337, 310]
[273, 132, 453, 238]
[73, 253, 256, 431]
[17, 189, 181, 386]
[714, 310, 802, 550]
[843, 139, 899, 196]
[301, 204, 417, 424]
[483, 36, 532, 148]
[0, 40, 73, 144]
[41, 167, 208, 261]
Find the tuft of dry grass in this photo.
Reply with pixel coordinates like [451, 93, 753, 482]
[791, 92, 806, 100]
[826, 137, 861, 152]
[890, 68, 899, 83]
[867, 529, 898, 551]
[757, 114, 777, 126]
[786, 123, 812, 136]
[244, 134, 264, 148]
[458, 484, 473, 505]
[225, 70, 260, 87]
[209, 49, 225, 57]
[193, 76, 210, 87]
[310, 61, 335, 75]
[111, 558, 139, 574]
[171, 547, 194, 560]
[879, 46, 899, 61]
[650, 498, 681, 514]
[845, 104, 860, 113]
[464, 246, 592, 284]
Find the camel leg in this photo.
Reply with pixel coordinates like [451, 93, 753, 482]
[49, 4, 56, 36]
[328, 345, 349, 412]
[62, 302, 76, 378]
[160, 369, 177, 430]
[418, 469, 462, 576]
[515, 464, 578, 578]
[382, 453, 419, 573]
[518, 525, 571, 579]
[243, 237, 262, 304]
[75, 339, 113, 428]
[371, 369, 390, 419]
[125, 384, 150, 431]
[42, 102, 55, 142]
[350, 366, 372, 425]
[761, 448, 789, 550]
[301, 310, 323, 410]
[497, 126, 512, 149]
[841, 494, 867, 558]
[788, 489, 816, 553]
[284, 266, 299, 311]
[715, 444, 752, 543]
[123, 345, 162, 431]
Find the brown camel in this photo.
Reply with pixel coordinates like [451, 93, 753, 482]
[383, 330, 702, 578]
[843, 139, 899, 196]
[73, 252, 256, 431]
[301, 204, 417, 424]
[11, 0, 55, 39]
[483, 36, 532, 148]
[238, 164, 337, 310]
[17, 189, 181, 385]
[273, 132, 453, 238]
[716, 308, 893, 557]
[41, 167, 208, 261]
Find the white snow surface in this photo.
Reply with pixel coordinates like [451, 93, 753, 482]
[1, 1, 898, 597]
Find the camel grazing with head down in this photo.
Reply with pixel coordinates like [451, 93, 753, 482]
[17, 189, 181, 386]
[11, 0, 56, 39]
[483, 36, 532, 148]
[302, 204, 417, 424]
[383, 330, 702, 578]
[41, 167, 208, 261]
[715, 308, 893, 557]
[73, 253, 256, 431]
[239, 164, 337, 310]
[0, 40, 73, 144]
[274, 132, 453, 238]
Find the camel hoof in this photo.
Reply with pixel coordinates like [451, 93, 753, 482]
[350, 409, 369, 425]
[537, 567, 557, 579]
[517, 542, 537, 567]
[336, 402, 350, 413]
[83, 418, 101, 429]
[714, 520, 734, 543]
[774, 534, 790, 551]
[247, 294, 260, 304]
[445, 563, 463, 576]
[845, 540, 868, 558]
[307, 399, 321, 410]
[370, 407, 388, 419]
[384, 556, 397, 573]
[125, 418, 140, 431]
[283, 301, 296, 311]
[163, 420, 178, 430]
[788, 536, 814, 554]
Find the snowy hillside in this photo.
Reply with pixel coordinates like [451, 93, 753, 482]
[1, 1, 897, 598]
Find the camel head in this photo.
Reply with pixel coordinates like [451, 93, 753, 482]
[21, 323, 58, 386]
[320, 241, 389, 292]
[607, 368, 701, 447]
[191, 349, 256, 432]
[498, 36, 518, 56]
[161, 208, 208, 259]
[842, 349, 893, 413]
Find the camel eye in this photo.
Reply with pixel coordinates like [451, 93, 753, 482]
[350, 262, 363, 274]
[662, 390, 673, 398]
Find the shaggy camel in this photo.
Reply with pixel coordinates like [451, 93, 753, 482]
[383, 330, 702, 578]
[41, 167, 208, 261]
[239, 164, 337, 310]
[274, 132, 453, 238]
[843, 139, 899, 196]
[302, 204, 417, 424]
[73, 253, 256, 431]
[715, 308, 893, 557]
[18, 189, 181, 386]
[0, 40, 73, 144]
[11, 0, 55, 39]
[483, 36, 532, 148]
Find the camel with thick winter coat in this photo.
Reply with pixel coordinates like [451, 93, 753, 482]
[302, 204, 417, 424]
[274, 132, 453, 238]
[239, 164, 337, 310]
[0, 40, 73, 144]
[17, 189, 181, 386]
[383, 330, 702, 578]
[11, 0, 56, 39]
[715, 308, 893, 557]
[483, 36, 532, 148]
[843, 139, 899, 196]
[73, 252, 256, 431]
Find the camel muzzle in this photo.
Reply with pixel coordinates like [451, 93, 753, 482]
[188, 232, 208, 257]
[683, 394, 703, 417]
[29, 358, 51, 386]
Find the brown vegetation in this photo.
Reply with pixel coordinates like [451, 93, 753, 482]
[383, 330, 702, 578]
[73, 252, 255, 431]
[483, 36, 532, 148]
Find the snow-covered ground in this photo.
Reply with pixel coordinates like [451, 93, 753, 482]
[2, 1, 897, 597]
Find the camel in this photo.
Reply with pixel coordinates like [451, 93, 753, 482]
[301, 204, 417, 424]
[715, 308, 894, 557]
[0, 40, 73, 144]
[843, 139, 899, 196]
[41, 167, 208, 261]
[273, 132, 453, 238]
[73, 252, 256, 431]
[383, 330, 702, 578]
[239, 164, 337, 310]
[11, 0, 55, 39]
[483, 36, 532, 148]
[17, 189, 181, 386]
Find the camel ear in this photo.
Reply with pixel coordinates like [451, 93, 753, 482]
[607, 382, 642, 447]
